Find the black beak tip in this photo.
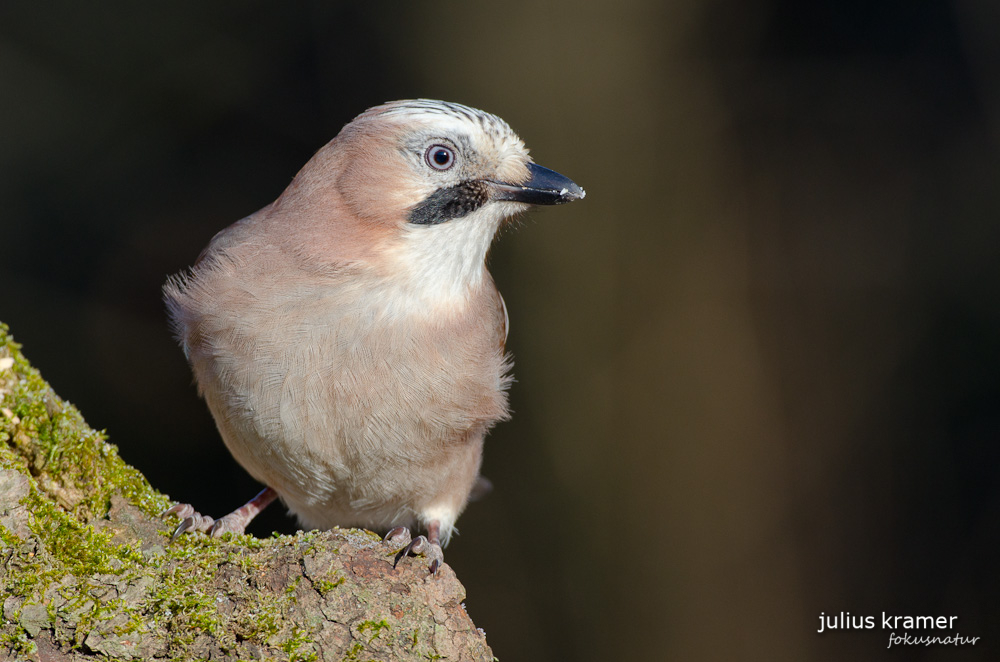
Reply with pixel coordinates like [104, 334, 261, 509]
[493, 162, 587, 206]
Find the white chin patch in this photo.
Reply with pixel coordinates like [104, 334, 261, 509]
[387, 204, 506, 314]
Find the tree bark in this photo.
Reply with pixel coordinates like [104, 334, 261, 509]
[0, 323, 494, 662]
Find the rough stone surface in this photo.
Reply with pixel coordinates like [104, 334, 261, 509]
[0, 323, 494, 661]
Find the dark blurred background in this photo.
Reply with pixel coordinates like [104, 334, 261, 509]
[3, 1, 999, 659]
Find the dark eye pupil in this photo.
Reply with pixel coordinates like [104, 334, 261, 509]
[425, 144, 455, 170]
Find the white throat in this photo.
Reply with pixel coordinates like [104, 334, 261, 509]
[385, 203, 514, 315]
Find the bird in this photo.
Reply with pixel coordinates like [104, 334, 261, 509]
[162, 99, 584, 572]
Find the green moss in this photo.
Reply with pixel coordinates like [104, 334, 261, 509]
[0, 323, 171, 522]
[0, 324, 323, 658]
[27, 487, 144, 575]
[313, 573, 346, 596]
[282, 625, 318, 662]
[0, 428, 152, 651]
[146, 543, 225, 643]
[339, 641, 366, 662]
[357, 619, 390, 643]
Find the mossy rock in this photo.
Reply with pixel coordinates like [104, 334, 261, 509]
[0, 323, 494, 662]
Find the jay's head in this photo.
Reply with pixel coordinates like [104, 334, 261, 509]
[275, 99, 584, 308]
[327, 99, 583, 224]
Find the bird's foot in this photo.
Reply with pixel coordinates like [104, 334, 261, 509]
[162, 487, 278, 541]
[162, 503, 216, 539]
[384, 526, 412, 546]
[162, 506, 246, 540]
[385, 521, 444, 574]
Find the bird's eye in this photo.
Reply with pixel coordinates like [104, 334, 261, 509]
[425, 144, 456, 171]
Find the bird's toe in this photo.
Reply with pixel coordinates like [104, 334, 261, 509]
[393, 534, 444, 575]
[161, 503, 195, 519]
[209, 513, 250, 537]
[384, 526, 412, 546]
[165, 506, 217, 541]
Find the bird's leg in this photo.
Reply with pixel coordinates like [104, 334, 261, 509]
[389, 520, 444, 574]
[163, 486, 278, 540]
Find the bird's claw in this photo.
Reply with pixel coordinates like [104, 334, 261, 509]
[163, 503, 217, 540]
[390, 531, 444, 574]
[384, 526, 412, 546]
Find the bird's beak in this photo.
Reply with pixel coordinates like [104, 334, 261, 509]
[490, 162, 586, 206]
